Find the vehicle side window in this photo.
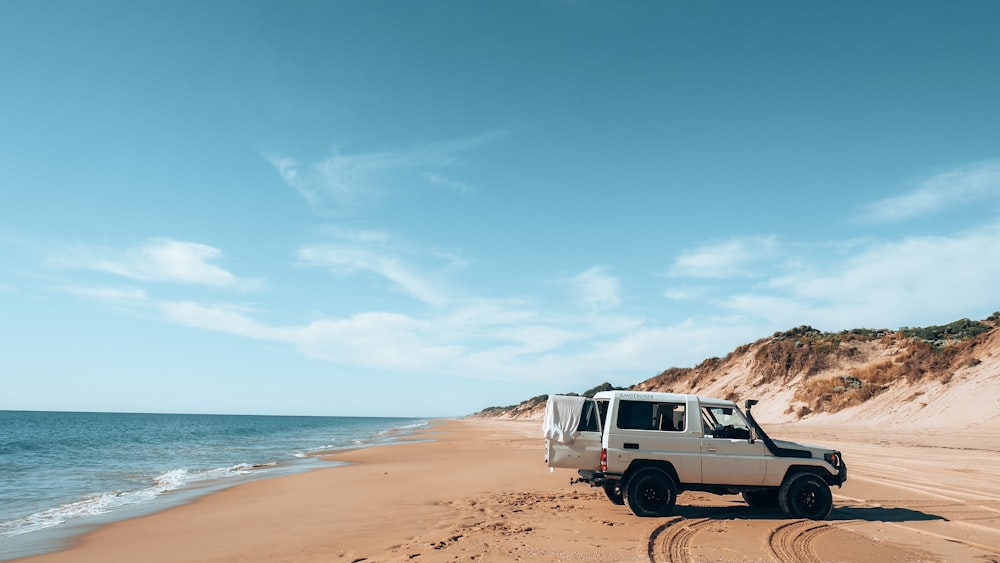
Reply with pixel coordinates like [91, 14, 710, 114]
[577, 400, 601, 432]
[617, 400, 685, 432]
[702, 406, 750, 439]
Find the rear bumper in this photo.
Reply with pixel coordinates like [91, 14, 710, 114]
[577, 469, 622, 485]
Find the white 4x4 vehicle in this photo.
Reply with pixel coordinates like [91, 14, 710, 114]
[544, 391, 846, 520]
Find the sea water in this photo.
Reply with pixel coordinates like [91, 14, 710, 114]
[0, 411, 428, 561]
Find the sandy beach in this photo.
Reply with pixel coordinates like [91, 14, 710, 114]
[16, 418, 1000, 563]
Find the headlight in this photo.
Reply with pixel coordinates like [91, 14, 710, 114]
[824, 452, 841, 467]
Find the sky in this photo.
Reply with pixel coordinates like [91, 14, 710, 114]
[2, 1, 999, 417]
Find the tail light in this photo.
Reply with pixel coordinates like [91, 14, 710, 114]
[601, 448, 607, 472]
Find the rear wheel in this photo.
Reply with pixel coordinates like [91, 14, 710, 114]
[624, 468, 677, 517]
[602, 481, 624, 505]
[778, 473, 833, 520]
[742, 489, 779, 509]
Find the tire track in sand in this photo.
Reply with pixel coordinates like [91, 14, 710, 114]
[646, 517, 698, 563]
[768, 519, 840, 563]
[647, 508, 746, 563]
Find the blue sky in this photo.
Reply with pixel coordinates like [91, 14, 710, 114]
[2, 1, 999, 417]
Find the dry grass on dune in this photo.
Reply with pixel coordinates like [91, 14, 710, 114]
[476, 314, 1000, 424]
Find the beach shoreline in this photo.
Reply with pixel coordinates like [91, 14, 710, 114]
[0, 413, 428, 562]
[14, 418, 1000, 562]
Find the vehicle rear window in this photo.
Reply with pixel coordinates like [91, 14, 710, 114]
[577, 399, 602, 432]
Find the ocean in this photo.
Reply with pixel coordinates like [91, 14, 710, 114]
[0, 410, 429, 561]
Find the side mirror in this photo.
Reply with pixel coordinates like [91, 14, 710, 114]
[749, 426, 757, 444]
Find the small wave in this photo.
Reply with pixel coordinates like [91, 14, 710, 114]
[297, 420, 429, 456]
[375, 420, 430, 438]
[154, 468, 190, 490]
[376, 420, 430, 438]
[0, 462, 279, 540]
[394, 420, 431, 431]
[0, 485, 160, 540]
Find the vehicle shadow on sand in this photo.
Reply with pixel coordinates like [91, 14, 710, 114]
[670, 503, 946, 523]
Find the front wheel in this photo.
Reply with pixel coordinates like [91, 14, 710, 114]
[778, 473, 833, 520]
[624, 468, 677, 517]
[602, 481, 624, 505]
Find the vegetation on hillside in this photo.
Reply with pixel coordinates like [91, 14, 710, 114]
[472, 382, 626, 417]
[795, 319, 993, 414]
[474, 394, 550, 418]
[472, 314, 999, 419]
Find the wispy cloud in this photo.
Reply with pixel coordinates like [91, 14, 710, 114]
[52, 238, 258, 289]
[570, 266, 622, 311]
[75, 223, 1000, 391]
[703, 223, 1000, 330]
[161, 301, 286, 340]
[668, 236, 781, 278]
[858, 160, 1000, 223]
[62, 286, 147, 302]
[267, 132, 499, 209]
[297, 234, 451, 308]
[424, 172, 472, 193]
[157, 295, 657, 383]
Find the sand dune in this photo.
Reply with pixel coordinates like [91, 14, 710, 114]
[484, 319, 1000, 435]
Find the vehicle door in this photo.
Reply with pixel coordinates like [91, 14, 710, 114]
[544, 396, 605, 469]
[699, 405, 768, 485]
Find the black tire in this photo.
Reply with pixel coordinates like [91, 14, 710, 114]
[624, 468, 677, 517]
[778, 473, 833, 520]
[742, 489, 779, 509]
[602, 481, 625, 505]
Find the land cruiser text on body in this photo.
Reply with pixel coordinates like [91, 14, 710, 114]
[543, 391, 847, 520]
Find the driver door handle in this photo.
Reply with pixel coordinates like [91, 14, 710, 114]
[706, 447, 719, 452]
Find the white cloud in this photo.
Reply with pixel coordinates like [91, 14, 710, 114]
[424, 172, 472, 193]
[719, 222, 1000, 330]
[267, 132, 498, 209]
[669, 236, 780, 278]
[858, 160, 1000, 223]
[101, 225, 1000, 389]
[298, 243, 449, 307]
[57, 238, 257, 289]
[429, 247, 469, 269]
[62, 286, 147, 302]
[663, 287, 704, 301]
[161, 301, 290, 341]
[153, 291, 673, 387]
[571, 266, 622, 311]
[295, 312, 465, 370]
[139, 222, 995, 388]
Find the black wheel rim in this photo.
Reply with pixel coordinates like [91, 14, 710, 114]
[794, 481, 823, 517]
[637, 479, 670, 512]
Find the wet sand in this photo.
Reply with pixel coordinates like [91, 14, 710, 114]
[16, 419, 1000, 562]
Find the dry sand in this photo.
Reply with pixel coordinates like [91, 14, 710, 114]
[16, 419, 1000, 563]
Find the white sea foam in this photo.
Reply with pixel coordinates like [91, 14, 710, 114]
[0, 413, 430, 549]
[154, 468, 190, 490]
[377, 420, 430, 435]
[0, 483, 160, 539]
[0, 463, 275, 540]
